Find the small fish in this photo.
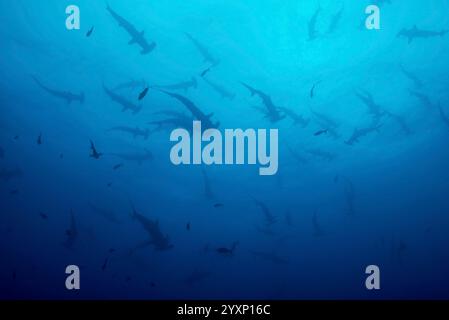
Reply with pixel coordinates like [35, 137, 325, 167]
[59, 153, 64, 159]
[186, 222, 191, 231]
[13, 135, 19, 140]
[109, 248, 116, 253]
[107, 182, 113, 187]
[89, 140, 102, 159]
[86, 26, 94, 37]
[213, 203, 224, 208]
[314, 129, 328, 136]
[113, 163, 124, 170]
[9, 189, 19, 195]
[37, 133, 42, 145]
[125, 276, 132, 282]
[149, 282, 156, 287]
[138, 87, 149, 101]
[39, 212, 48, 220]
[334, 174, 339, 183]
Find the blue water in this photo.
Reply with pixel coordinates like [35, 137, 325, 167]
[1, 0, 449, 299]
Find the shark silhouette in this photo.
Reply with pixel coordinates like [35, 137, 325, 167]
[397, 25, 448, 44]
[107, 5, 156, 54]
[32, 76, 84, 104]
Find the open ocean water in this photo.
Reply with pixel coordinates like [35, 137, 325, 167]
[1, 0, 449, 299]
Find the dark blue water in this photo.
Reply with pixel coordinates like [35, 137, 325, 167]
[1, 0, 449, 299]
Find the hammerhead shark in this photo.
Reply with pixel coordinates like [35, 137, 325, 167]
[345, 125, 382, 145]
[385, 111, 412, 135]
[107, 5, 156, 54]
[241, 83, 284, 123]
[278, 107, 309, 127]
[89, 140, 103, 159]
[400, 64, 423, 89]
[185, 33, 219, 66]
[355, 89, 385, 119]
[152, 77, 197, 92]
[0, 168, 22, 181]
[159, 90, 219, 129]
[327, 5, 344, 34]
[308, 6, 321, 41]
[202, 77, 235, 100]
[32, 76, 84, 104]
[64, 210, 78, 249]
[103, 84, 142, 114]
[110, 149, 153, 164]
[148, 114, 193, 133]
[108, 126, 150, 140]
[397, 25, 448, 44]
[409, 90, 434, 109]
[130, 204, 173, 251]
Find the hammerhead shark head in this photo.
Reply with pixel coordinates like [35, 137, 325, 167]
[32, 76, 84, 104]
[103, 84, 142, 114]
[0, 168, 22, 181]
[397, 25, 448, 44]
[308, 6, 321, 41]
[64, 210, 78, 249]
[107, 5, 156, 54]
[159, 90, 219, 129]
[202, 77, 235, 100]
[130, 204, 173, 251]
[108, 126, 150, 140]
[278, 107, 309, 127]
[241, 83, 284, 123]
[152, 77, 197, 92]
[345, 125, 382, 145]
[185, 33, 219, 66]
[110, 150, 153, 165]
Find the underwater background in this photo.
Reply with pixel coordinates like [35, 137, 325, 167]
[1, 0, 449, 299]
